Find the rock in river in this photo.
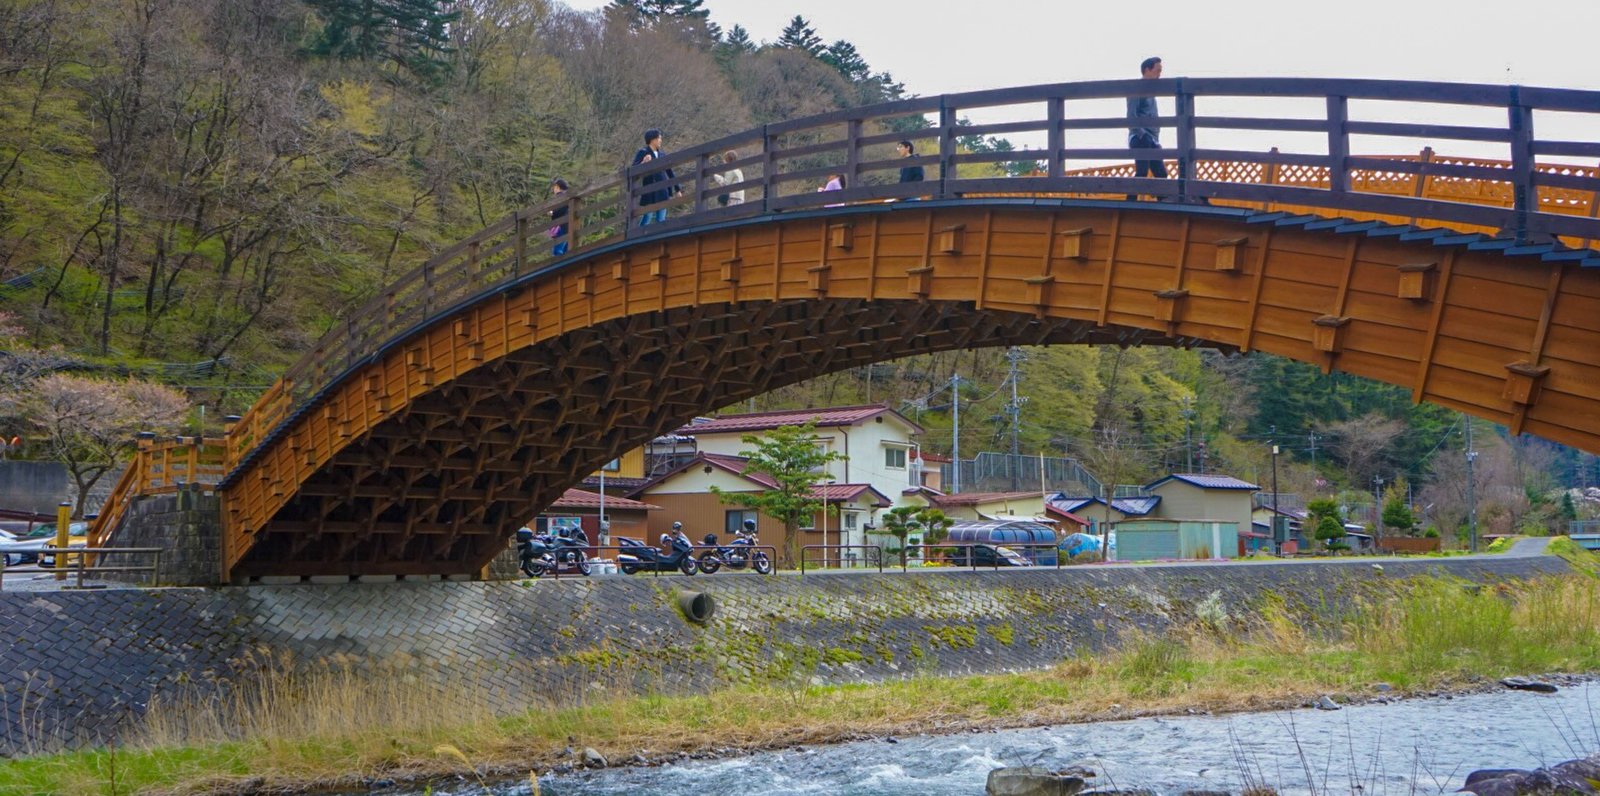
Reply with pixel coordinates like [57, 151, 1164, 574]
[582, 747, 608, 768]
[986, 767, 1088, 796]
[1460, 752, 1600, 796]
[1499, 677, 1559, 693]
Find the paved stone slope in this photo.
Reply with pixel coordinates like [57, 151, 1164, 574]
[0, 554, 1569, 755]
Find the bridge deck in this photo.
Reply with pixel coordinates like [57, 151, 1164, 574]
[83, 77, 1600, 579]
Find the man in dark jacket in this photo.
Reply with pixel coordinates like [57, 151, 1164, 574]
[1126, 56, 1167, 200]
[633, 128, 676, 227]
[897, 140, 924, 183]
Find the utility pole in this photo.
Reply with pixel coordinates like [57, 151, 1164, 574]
[1373, 474, 1385, 540]
[1004, 348, 1027, 490]
[1182, 396, 1195, 472]
[1466, 417, 1479, 553]
[1270, 424, 1280, 555]
[1309, 432, 1318, 469]
[950, 374, 962, 494]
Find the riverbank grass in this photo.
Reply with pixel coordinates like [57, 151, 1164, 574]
[5, 573, 1599, 796]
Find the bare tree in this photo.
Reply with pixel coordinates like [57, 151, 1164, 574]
[1319, 412, 1404, 484]
[9, 374, 188, 517]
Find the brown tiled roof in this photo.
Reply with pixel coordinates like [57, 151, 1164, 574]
[811, 483, 892, 507]
[547, 489, 659, 511]
[921, 490, 1042, 507]
[578, 475, 652, 491]
[1045, 503, 1091, 526]
[675, 404, 923, 435]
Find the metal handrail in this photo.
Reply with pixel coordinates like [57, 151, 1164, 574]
[902, 541, 1065, 571]
[218, 76, 1600, 491]
[798, 544, 885, 574]
[0, 547, 163, 591]
[527, 543, 777, 579]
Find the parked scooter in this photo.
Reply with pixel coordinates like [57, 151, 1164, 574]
[616, 522, 698, 575]
[516, 525, 592, 578]
[697, 520, 773, 574]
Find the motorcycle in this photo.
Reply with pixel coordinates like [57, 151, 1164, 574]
[616, 531, 698, 575]
[517, 527, 592, 578]
[696, 531, 773, 575]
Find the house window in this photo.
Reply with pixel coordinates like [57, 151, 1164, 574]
[601, 458, 621, 472]
[844, 511, 859, 529]
[538, 516, 584, 537]
[884, 447, 907, 469]
[726, 510, 759, 534]
[809, 441, 832, 474]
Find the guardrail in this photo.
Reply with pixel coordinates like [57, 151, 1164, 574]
[529, 544, 777, 578]
[798, 544, 885, 574]
[0, 547, 163, 591]
[218, 76, 1600, 486]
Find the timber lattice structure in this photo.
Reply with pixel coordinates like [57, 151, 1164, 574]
[86, 77, 1600, 579]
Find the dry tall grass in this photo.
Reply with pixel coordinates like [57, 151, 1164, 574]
[5, 574, 1598, 796]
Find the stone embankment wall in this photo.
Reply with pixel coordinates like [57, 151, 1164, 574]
[99, 488, 223, 586]
[0, 554, 1569, 754]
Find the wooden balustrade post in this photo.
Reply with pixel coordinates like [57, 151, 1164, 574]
[513, 211, 527, 274]
[223, 414, 241, 470]
[1326, 95, 1349, 193]
[694, 152, 709, 214]
[422, 261, 435, 317]
[567, 193, 581, 248]
[1175, 80, 1196, 199]
[1047, 96, 1065, 179]
[1583, 158, 1600, 250]
[761, 124, 777, 212]
[1408, 146, 1435, 226]
[845, 118, 863, 186]
[344, 317, 357, 369]
[620, 166, 636, 238]
[939, 98, 958, 197]
[186, 440, 199, 487]
[1508, 86, 1536, 242]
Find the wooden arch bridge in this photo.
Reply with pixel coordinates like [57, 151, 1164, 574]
[92, 77, 1600, 580]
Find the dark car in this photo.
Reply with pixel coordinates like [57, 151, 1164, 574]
[945, 543, 1032, 568]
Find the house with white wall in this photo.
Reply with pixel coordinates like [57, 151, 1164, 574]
[677, 403, 927, 520]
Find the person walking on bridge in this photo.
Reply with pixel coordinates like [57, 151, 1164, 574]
[1126, 56, 1168, 200]
[634, 128, 677, 227]
[549, 178, 570, 256]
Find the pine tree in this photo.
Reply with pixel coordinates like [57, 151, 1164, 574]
[776, 15, 824, 57]
[304, 0, 459, 79]
[820, 40, 869, 83]
[607, 0, 711, 23]
[606, 0, 715, 47]
[723, 24, 755, 54]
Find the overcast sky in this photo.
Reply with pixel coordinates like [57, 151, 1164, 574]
[562, 0, 1600, 162]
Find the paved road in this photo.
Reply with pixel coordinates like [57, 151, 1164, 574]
[0, 566, 142, 593]
[0, 537, 1557, 590]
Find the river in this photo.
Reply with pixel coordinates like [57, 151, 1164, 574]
[448, 684, 1599, 795]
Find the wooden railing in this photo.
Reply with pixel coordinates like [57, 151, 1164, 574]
[219, 77, 1600, 484]
[89, 436, 226, 548]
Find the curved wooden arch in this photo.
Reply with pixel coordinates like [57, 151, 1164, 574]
[222, 202, 1600, 577]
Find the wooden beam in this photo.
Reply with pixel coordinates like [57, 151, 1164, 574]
[1097, 211, 1122, 327]
[1240, 228, 1273, 352]
[1411, 250, 1457, 403]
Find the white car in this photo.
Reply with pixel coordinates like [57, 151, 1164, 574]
[0, 523, 87, 567]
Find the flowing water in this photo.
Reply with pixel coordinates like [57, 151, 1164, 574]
[439, 685, 1600, 796]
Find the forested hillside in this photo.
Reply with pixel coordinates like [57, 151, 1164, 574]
[1, 0, 1594, 533]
